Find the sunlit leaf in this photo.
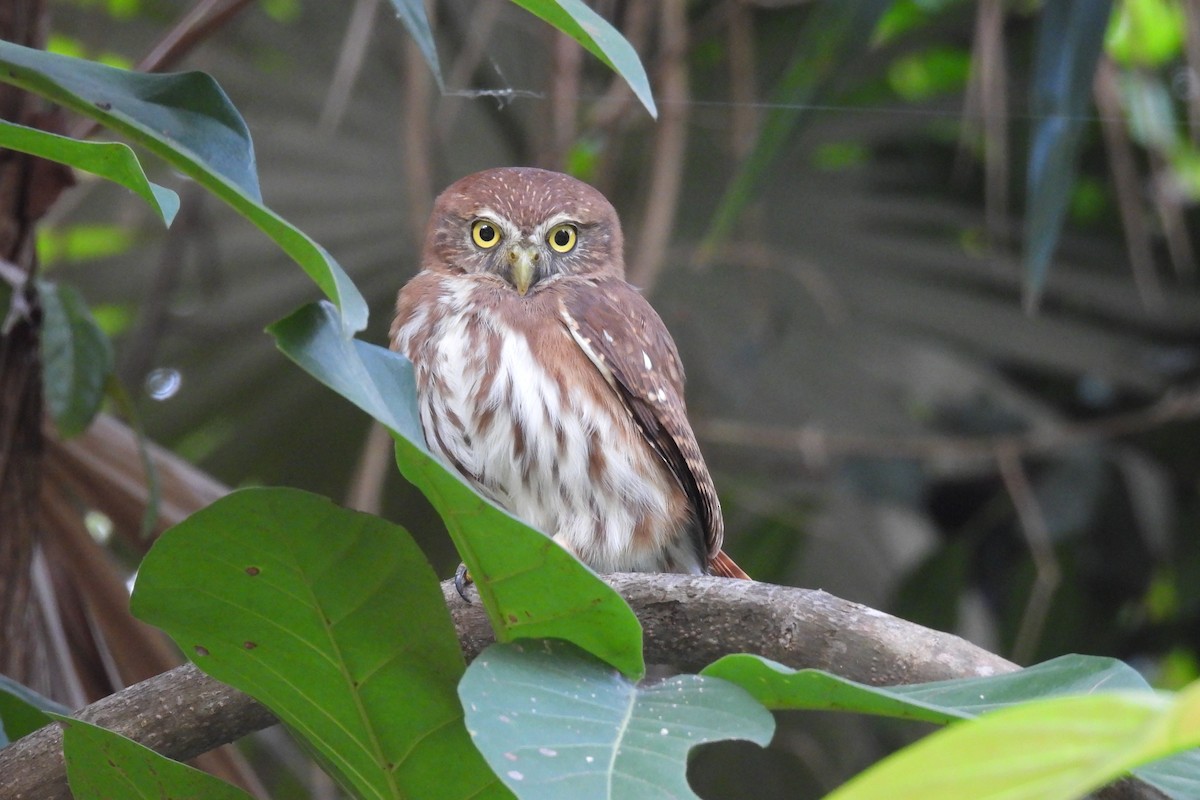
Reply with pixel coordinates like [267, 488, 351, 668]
[39, 280, 114, 438]
[508, 0, 656, 118]
[1106, 0, 1186, 67]
[461, 639, 774, 800]
[57, 716, 254, 800]
[823, 680, 1200, 800]
[0, 41, 367, 333]
[0, 120, 178, 225]
[131, 487, 505, 800]
[268, 301, 646, 678]
[1023, 0, 1113, 309]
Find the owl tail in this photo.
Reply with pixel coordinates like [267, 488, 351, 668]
[709, 549, 750, 580]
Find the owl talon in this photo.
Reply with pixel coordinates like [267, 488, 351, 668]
[453, 563, 474, 602]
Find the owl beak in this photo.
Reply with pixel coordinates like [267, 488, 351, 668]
[507, 244, 539, 296]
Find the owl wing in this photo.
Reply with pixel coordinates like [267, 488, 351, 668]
[557, 277, 732, 572]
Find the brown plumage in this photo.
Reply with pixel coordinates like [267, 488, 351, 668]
[391, 167, 747, 579]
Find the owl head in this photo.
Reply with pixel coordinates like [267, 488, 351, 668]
[424, 167, 625, 294]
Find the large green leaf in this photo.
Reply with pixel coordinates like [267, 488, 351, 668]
[268, 301, 646, 679]
[703, 653, 1200, 799]
[0, 675, 67, 746]
[1023, 0, 1114, 309]
[508, 0, 656, 118]
[0, 120, 178, 225]
[0, 41, 367, 333]
[57, 715, 254, 800]
[130, 487, 504, 800]
[703, 0, 892, 251]
[823, 681, 1200, 800]
[460, 639, 774, 800]
[38, 280, 114, 438]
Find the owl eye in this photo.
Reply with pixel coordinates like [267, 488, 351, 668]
[547, 223, 577, 253]
[471, 219, 501, 249]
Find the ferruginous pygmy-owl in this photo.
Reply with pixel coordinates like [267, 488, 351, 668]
[391, 167, 747, 580]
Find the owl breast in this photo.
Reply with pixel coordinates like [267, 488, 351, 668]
[393, 274, 702, 574]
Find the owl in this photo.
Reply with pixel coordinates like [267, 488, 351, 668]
[391, 167, 746, 582]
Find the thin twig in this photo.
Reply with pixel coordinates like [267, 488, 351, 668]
[435, 0, 505, 134]
[344, 421, 394, 515]
[695, 387, 1200, 464]
[401, 17, 435, 241]
[976, 0, 1009, 251]
[1093, 58, 1165, 310]
[995, 444, 1060, 665]
[543, 30, 582, 168]
[1147, 149, 1197, 279]
[727, 0, 758, 161]
[627, 0, 689, 291]
[318, 0, 380, 135]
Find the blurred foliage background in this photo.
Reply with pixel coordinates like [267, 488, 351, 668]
[20, 0, 1200, 796]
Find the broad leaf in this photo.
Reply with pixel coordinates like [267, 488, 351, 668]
[385, 0, 444, 90]
[57, 715, 254, 800]
[0, 675, 67, 746]
[130, 487, 503, 800]
[509, 0, 656, 118]
[704, 0, 892, 251]
[269, 301, 646, 679]
[0, 41, 367, 333]
[38, 280, 114, 438]
[1023, 0, 1113, 309]
[823, 681, 1200, 800]
[704, 653, 1200, 799]
[0, 120, 178, 225]
[461, 639, 775, 800]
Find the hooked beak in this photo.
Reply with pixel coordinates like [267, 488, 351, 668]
[507, 244, 539, 296]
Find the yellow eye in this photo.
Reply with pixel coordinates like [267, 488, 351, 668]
[547, 223, 577, 253]
[471, 219, 501, 249]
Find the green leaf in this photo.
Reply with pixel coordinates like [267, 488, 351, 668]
[1022, 0, 1114, 310]
[130, 487, 504, 800]
[38, 280, 114, 438]
[508, 0, 656, 118]
[703, 0, 892, 252]
[0, 41, 367, 333]
[704, 653, 1200, 799]
[0, 120, 178, 225]
[1105, 0, 1186, 67]
[384, 0, 444, 90]
[268, 301, 646, 679]
[56, 715, 255, 800]
[0, 675, 68, 745]
[823, 681, 1200, 800]
[460, 639, 775, 800]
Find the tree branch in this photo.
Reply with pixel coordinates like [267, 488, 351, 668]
[0, 574, 1161, 800]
